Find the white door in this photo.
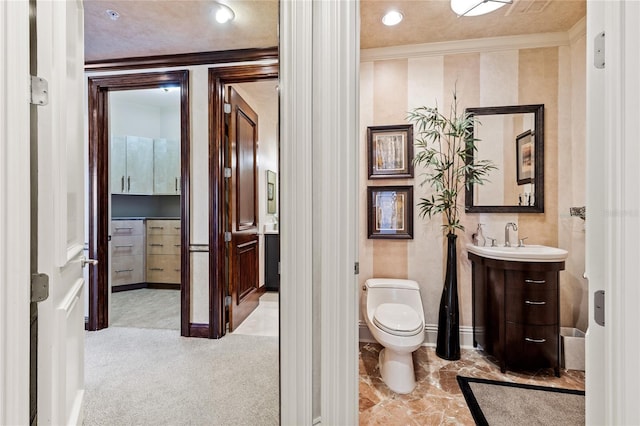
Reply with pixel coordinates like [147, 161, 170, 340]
[34, 0, 87, 424]
[126, 135, 154, 194]
[153, 138, 180, 194]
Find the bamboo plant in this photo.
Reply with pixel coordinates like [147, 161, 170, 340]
[408, 93, 496, 235]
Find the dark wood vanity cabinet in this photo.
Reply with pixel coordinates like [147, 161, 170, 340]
[469, 253, 565, 376]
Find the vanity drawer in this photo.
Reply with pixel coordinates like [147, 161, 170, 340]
[506, 323, 558, 369]
[146, 254, 181, 283]
[146, 219, 181, 236]
[147, 234, 181, 255]
[111, 255, 145, 286]
[112, 219, 144, 236]
[506, 287, 558, 325]
[506, 270, 557, 292]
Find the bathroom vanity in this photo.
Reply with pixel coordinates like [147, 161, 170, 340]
[468, 248, 565, 376]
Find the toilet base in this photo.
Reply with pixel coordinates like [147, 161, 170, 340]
[378, 348, 416, 394]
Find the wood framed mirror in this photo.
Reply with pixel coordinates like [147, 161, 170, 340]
[465, 104, 544, 213]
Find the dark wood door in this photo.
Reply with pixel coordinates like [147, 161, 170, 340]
[226, 86, 260, 331]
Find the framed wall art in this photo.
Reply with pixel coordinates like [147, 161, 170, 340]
[367, 185, 413, 239]
[367, 124, 413, 179]
[516, 130, 534, 185]
[266, 170, 277, 214]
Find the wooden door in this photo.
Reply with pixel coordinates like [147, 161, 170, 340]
[226, 86, 260, 331]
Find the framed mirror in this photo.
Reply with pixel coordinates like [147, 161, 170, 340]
[465, 104, 544, 213]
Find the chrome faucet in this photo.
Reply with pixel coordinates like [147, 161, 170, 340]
[504, 222, 518, 247]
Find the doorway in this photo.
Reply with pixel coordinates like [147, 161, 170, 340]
[86, 70, 191, 335]
[208, 64, 279, 338]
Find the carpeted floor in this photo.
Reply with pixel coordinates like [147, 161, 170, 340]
[83, 327, 279, 425]
[85, 289, 279, 425]
[457, 376, 585, 426]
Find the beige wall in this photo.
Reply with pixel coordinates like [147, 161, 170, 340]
[359, 27, 587, 334]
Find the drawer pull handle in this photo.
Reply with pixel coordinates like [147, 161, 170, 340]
[151, 226, 164, 229]
[150, 244, 164, 247]
[174, 244, 181, 247]
[174, 227, 181, 230]
[174, 269, 180, 272]
[115, 227, 133, 230]
[525, 300, 547, 305]
[525, 337, 546, 344]
[525, 279, 546, 284]
[150, 267, 164, 271]
[115, 269, 134, 273]
[115, 244, 134, 248]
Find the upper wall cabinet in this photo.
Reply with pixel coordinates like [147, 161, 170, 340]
[111, 135, 154, 195]
[153, 138, 180, 195]
[111, 135, 180, 195]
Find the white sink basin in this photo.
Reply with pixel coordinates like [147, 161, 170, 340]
[466, 243, 568, 262]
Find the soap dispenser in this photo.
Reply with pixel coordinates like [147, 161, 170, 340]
[472, 223, 486, 247]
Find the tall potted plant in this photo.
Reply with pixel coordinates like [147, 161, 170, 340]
[408, 93, 495, 360]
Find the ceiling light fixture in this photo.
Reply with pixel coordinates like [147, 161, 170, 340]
[450, 0, 512, 17]
[214, 3, 235, 24]
[381, 10, 403, 26]
[105, 9, 120, 21]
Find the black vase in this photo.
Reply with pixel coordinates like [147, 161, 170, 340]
[436, 232, 461, 360]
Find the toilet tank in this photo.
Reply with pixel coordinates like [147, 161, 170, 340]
[364, 278, 422, 311]
[365, 278, 419, 291]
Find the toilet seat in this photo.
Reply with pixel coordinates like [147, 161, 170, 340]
[373, 303, 423, 336]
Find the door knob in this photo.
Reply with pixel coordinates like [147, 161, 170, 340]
[80, 256, 99, 268]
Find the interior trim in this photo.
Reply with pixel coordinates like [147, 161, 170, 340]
[188, 323, 210, 338]
[361, 31, 572, 62]
[85, 46, 279, 72]
[86, 70, 191, 335]
[207, 63, 279, 339]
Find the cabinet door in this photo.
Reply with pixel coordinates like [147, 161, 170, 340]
[110, 136, 127, 194]
[153, 138, 180, 194]
[125, 136, 154, 194]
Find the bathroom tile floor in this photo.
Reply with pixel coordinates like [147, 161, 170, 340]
[231, 291, 279, 337]
[359, 342, 585, 425]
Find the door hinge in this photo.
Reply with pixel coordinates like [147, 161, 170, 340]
[30, 273, 50, 303]
[224, 231, 232, 242]
[224, 103, 231, 114]
[224, 167, 232, 178]
[594, 290, 605, 326]
[594, 31, 605, 69]
[225, 295, 232, 306]
[354, 262, 360, 275]
[30, 76, 49, 106]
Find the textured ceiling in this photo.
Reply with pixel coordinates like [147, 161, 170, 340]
[83, 0, 586, 62]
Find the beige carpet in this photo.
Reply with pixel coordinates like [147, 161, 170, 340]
[83, 327, 279, 425]
[457, 376, 585, 426]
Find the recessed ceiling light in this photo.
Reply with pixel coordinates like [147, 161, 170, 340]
[105, 9, 120, 21]
[381, 10, 403, 26]
[451, 0, 511, 17]
[214, 3, 235, 24]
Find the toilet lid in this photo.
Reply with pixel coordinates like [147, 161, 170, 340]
[373, 303, 423, 337]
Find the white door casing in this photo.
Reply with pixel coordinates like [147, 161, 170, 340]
[35, 0, 86, 424]
[0, 1, 31, 424]
[587, 0, 640, 424]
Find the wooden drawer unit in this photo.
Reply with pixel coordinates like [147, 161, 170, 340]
[469, 252, 564, 376]
[146, 219, 181, 284]
[111, 219, 145, 287]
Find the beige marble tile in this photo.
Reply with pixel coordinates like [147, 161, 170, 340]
[359, 343, 585, 425]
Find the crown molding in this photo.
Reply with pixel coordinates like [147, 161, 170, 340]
[360, 31, 571, 62]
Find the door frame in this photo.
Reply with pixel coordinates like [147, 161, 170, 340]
[208, 64, 278, 338]
[87, 70, 191, 335]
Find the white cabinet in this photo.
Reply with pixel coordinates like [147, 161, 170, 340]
[153, 138, 180, 194]
[110, 135, 154, 194]
[111, 219, 145, 287]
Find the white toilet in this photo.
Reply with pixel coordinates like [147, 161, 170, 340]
[362, 278, 425, 394]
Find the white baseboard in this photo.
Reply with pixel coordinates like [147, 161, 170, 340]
[358, 321, 475, 349]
